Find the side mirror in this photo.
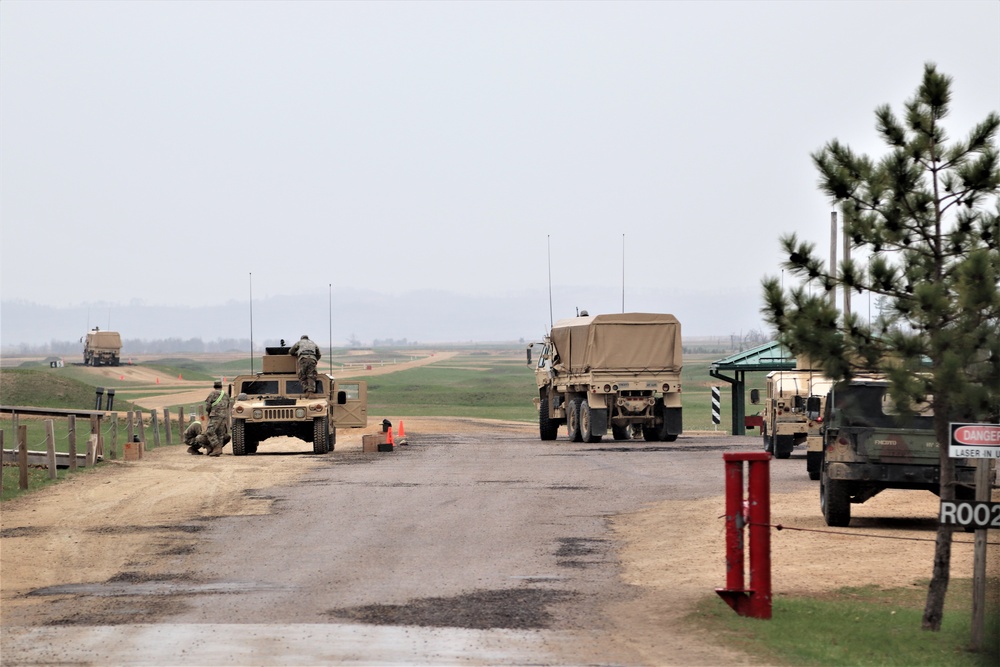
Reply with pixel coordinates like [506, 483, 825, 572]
[526, 347, 532, 366]
[750, 389, 760, 405]
[337, 391, 347, 405]
[806, 395, 821, 420]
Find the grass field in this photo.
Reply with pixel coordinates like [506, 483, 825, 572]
[692, 580, 999, 666]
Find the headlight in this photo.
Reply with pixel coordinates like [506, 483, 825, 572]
[252, 409, 263, 419]
[295, 408, 306, 418]
[234, 405, 244, 414]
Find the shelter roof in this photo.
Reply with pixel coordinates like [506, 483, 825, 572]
[709, 341, 795, 373]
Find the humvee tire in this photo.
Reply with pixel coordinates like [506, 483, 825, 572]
[232, 419, 248, 457]
[774, 434, 794, 459]
[539, 397, 558, 441]
[762, 424, 773, 454]
[806, 451, 822, 480]
[642, 425, 660, 442]
[821, 469, 850, 527]
[313, 416, 330, 454]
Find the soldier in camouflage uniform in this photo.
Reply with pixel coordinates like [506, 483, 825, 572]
[289, 334, 321, 396]
[203, 380, 231, 457]
[183, 419, 208, 455]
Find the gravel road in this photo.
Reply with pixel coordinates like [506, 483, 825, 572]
[2, 417, 982, 665]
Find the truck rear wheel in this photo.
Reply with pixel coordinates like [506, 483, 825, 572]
[538, 397, 558, 441]
[313, 416, 330, 454]
[762, 424, 773, 454]
[642, 426, 660, 442]
[821, 469, 851, 527]
[566, 399, 582, 442]
[580, 403, 602, 443]
[611, 424, 630, 440]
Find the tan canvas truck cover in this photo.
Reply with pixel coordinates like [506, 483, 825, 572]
[549, 313, 682, 374]
[88, 331, 122, 349]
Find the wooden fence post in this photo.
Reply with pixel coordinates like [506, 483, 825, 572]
[178, 406, 186, 432]
[110, 412, 118, 460]
[127, 411, 135, 443]
[0, 429, 4, 495]
[45, 419, 57, 480]
[18, 424, 28, 490]
[68, 415, 78, 471]
[87, 435, 97, 467]
[151, 410, 161, 449]
[137, 410, 147, 444]
[90, 414, 102, 459]
[164, 408, 173, 445]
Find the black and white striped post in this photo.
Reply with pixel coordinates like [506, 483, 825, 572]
[712, 386, 721, 430]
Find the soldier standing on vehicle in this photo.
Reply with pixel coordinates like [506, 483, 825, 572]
[289, 334, 321, 396]
[203, 380, 230, 456]
[183, 419, 207, 455]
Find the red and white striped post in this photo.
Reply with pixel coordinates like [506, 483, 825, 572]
[716, 451, 772, 619]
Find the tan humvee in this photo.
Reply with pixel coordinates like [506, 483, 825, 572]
[751, 369, 833, 478]
[228, 345, 368, 456]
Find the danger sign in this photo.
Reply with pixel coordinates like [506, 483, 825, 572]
[949, 422, 1000, 459]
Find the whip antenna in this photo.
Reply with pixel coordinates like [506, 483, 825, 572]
[547, 235, 554, 330]
[622, 233, 625, 313]
[329, 283, 333, 375]
[249, 272, 254, 374]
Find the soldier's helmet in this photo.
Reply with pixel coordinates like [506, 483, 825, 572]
[301, 334, 309, 340]
[213, 380, 222, 389]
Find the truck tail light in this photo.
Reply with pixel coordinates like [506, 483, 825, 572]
[604, 384, 612, 392]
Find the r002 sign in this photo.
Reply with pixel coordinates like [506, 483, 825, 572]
[939, 500, 1000, 529]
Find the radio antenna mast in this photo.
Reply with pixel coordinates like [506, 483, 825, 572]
[249, 272, 254, 374]
[329, 283, 334, 375]
[621, 233, 625, 313]
[547, 235, 554, 330]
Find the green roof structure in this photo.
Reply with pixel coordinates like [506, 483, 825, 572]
[709, 341, 796, 435]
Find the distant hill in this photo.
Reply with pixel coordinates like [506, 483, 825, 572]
[1, 285, 765, 352]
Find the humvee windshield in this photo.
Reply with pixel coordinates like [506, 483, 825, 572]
[240, 380, 279, 395]
[287, 379, 326, 395]
[834, 384, 934, 429]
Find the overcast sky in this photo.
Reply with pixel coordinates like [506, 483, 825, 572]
[2, 1, 998, 342]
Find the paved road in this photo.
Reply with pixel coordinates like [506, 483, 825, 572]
[2, 423, 810, 665]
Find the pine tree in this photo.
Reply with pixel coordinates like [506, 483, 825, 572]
[762, 63, 1000, 631]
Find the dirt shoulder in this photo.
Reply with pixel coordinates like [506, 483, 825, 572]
[3, 418, 989, 666]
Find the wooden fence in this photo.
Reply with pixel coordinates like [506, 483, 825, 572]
[0, 405, 202, 494]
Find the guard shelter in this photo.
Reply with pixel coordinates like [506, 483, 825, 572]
[709, 341, 795, 435]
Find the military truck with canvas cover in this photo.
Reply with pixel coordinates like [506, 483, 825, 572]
[751, 369, 833, 477]
[528, 313, 683, 442]
[228, 345, 368, 456]
[819, 375, 976, 527]
[83, 328, 122, 366]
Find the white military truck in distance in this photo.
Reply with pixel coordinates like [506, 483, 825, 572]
[227, 345, 368, 456]
[83, 328, 122, 366]
[528, 312, 683, 442]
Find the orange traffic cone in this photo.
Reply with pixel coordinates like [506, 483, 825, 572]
[156, 377, 160, 384]
[386, 427, 394, 447]
[120, 375, 125, 380]
[397, 421, 408, 446]
[178, 374, 183, 380]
